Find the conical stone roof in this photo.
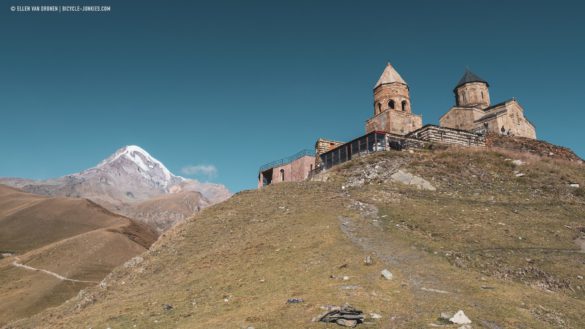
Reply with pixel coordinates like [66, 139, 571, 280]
[455, 69, 488, 89]
[374, 63, 407, 88]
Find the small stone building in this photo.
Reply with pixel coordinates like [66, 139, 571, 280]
[258, 150, 315, 188]
[440, 69, 536, 139]
[314, 138, 344, 167]
[365, 63, 423, 135]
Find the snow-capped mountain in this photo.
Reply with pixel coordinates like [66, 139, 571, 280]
[0, 145, 232, 232]
[96, 145, 179, 188]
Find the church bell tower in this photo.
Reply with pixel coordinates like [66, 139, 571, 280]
[366, 62, 422, 135]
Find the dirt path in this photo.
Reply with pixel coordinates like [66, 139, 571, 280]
[340, 195, 493, 326]
[11, 257, 98, 284]
[342, 197, 450, 291]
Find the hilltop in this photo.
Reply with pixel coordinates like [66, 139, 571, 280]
[6, 147, 585, 328]
[0, 185, 157, 326]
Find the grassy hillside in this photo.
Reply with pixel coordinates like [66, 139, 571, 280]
[6, 148, 585, 328]
[0, 185, 157, 326]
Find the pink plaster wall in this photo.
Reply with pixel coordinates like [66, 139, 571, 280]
[258, 155, 315, 188]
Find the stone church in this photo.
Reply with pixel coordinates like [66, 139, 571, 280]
[366, 63, 536, 139]
[440, 69, 536, 139]
[258, 62, 538, 187]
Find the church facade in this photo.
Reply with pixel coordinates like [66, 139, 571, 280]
[440, 69, 536, 139]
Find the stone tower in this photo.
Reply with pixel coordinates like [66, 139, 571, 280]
[454, 69, 490, 109]
[366, 63, 422, 135]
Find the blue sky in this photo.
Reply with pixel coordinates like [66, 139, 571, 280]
[1, 0, 584, 192]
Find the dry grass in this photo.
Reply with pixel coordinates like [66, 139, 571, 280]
[0, 185, 156, 326]
[6, 148, 585, 328]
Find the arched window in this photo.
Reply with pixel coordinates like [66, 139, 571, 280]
[280, 169, 285, 181]
[481, 91, 484, 100]
[377, 103, 382, 114]
[388, 100, 395, 109]
[401, 100, 407, 112]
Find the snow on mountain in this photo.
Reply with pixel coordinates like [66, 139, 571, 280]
[96, 145, 175, 185]
[89, 145, 183, 192]
[0, 145, 232, 232]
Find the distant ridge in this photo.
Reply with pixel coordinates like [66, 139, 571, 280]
[0, 145, 232, 232]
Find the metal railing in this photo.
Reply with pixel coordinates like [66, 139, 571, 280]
[258, 149, 314, 172]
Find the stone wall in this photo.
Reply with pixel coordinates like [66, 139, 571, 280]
[440, 100, 536, 140]
[477, 101, 536, 139]
[455, 82, 490, 108]
[386, 134, 429, 150]
[440, 107, 484, 131]
[366, 109, 423, 135]
[315, 138, 344, 167]
[373, 83, 411, 115]
[407, 125, 485, 147]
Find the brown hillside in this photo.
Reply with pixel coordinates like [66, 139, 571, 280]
[5, 148, 585, 329]
[125, 190, 209, 233]
[0, 185, 157, 326]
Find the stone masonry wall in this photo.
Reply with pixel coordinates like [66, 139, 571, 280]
[366, 109, 422, 135]
[407, 125, 485, 147]
[440, 107, 484, 131]
[315, 139, 344, 167]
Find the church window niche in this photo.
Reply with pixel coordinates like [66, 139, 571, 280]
[481, 91, 484, 100]
[388, 100, 395, 109]
[401, 100, 407, 111]
[280, 169, 285, 181]
[377, 102, 382, 114]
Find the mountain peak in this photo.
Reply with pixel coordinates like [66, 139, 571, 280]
[96, 145, 174, 185]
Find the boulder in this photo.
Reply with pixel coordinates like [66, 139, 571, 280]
[381, 269, 393, 280]
[317, 304, 364, 326]
[390, 170, 436, 191]
[450, 310, 472, 325]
